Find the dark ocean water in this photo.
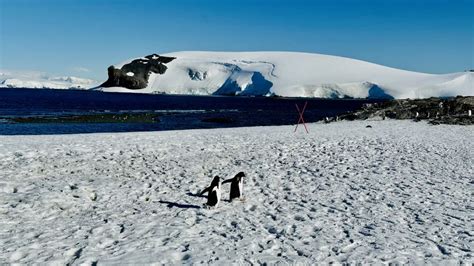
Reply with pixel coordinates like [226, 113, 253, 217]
[0, 88, 384, 135]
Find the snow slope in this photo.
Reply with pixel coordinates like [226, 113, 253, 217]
[0, 70, 98, 90]
[99, 51, 473, 99]
[0, 120, 472, 264]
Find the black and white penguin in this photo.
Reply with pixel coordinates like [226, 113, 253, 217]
[199, 176, 221, 207]
[222, 172, 245, 201]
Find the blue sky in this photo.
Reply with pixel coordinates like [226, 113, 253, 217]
[0, 0, 472, 80]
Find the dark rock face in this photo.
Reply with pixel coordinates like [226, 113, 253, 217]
[337, 96, 474, 125]
[100, 54, 176, 90]
[188, 69, 207, 81]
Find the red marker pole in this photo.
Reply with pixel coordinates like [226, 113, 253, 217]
[294, 101, 309, 133]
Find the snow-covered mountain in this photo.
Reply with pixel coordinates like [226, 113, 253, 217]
[0, 70, 98, 90]
[97, 51, 473, 99]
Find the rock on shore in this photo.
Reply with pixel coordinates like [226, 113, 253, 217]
[338, 96, 474, 125]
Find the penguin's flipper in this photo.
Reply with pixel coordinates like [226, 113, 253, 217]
[222, 179, 233, 184]
[199, 186, 210, 196]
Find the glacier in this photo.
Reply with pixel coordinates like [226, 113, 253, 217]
[97, 51, 473, 99]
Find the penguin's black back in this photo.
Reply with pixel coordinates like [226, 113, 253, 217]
[229, 179, 241, 200]
[206, 176, 220, 207]
[207, 188, 219, 206]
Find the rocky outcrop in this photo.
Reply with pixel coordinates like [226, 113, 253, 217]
[337, 96, 474, 125]
[100, 54, 175, 90]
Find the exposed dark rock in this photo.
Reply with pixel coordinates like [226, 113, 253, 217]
[100, 54, 176, 90]
[188, 69, 207, 81]
[337, 96, 474, 125]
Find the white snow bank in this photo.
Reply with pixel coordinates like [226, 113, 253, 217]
[0, 120, 472, 264]
[0, 69, 98, 90]
[98, 51, 473, 99]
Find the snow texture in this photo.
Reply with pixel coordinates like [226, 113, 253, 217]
[0, 120, 472, 264]
[0, 70, 98, 90]
[99, 51, 473, 99]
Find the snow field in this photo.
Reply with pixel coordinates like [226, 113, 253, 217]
[0, 120, 472, 264]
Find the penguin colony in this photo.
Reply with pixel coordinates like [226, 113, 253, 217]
[200, 172, 246, 207]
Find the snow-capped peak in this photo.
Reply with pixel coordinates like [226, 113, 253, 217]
[0, 69, 99, 90]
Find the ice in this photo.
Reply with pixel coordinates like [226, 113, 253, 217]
[0, 120, 472, 264]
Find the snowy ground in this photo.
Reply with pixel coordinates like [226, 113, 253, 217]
[0, 120, 472, 264]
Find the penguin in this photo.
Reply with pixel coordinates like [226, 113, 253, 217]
[222, 172, 245, 201]
[199, 176, 221, 207]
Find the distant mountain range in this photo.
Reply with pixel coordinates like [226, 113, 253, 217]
[2, 52, 472, 99]
[0, 70, 98, 90]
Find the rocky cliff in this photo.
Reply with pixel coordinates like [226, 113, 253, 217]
[100, 54, 175, 90]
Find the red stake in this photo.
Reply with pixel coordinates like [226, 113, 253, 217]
[294, 101, 309, 133]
